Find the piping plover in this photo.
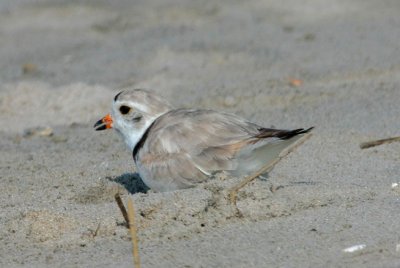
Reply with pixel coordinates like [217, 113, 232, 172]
[94, 89, 313, 192]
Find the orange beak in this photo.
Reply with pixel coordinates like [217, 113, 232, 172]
[94, 113, 113, 131]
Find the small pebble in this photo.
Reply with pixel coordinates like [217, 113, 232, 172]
[282, 25, 294, 33]
[303, 33, 316, 41]
[396, 244, 400, 252]
[289, 78, 303, 87]
[391, 183, 400, 194]
[343, 244, 366, 253]
[23, 126, 54, 137]
[22, 63, 38, 74]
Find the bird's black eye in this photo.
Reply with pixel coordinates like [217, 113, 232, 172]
[119, 105, 131, 115]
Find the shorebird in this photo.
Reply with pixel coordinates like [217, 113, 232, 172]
[94, 89, 313, 202]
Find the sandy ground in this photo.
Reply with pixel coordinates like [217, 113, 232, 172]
[1, 0, 400, 267]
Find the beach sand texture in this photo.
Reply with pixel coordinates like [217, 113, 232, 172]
[1, 0, 400, 267]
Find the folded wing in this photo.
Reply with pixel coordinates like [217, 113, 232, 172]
[135, 109, 312, 191]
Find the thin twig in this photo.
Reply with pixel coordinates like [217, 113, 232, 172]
[360, 136, 400, 149]
[229, 133, 313, 204]
[115, 193, 129, 228]
[93, 222, 101, 237]
[127, 198, 141, 268]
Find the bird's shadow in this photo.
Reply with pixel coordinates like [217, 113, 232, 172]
[108, 172, 319, 195]
[108, 173, 150, 194]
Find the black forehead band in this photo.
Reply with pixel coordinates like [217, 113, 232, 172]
[114, 91, 123, 102]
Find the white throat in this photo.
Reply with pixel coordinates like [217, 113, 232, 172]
[121, 119, 155, 152]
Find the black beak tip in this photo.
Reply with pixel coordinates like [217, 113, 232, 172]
[94, 119, 106, 131]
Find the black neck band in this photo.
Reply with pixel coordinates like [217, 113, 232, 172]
[132, 121, 156, 162]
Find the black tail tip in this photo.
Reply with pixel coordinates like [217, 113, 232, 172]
[300, 126, 314, 134]
[279, 126, 314, 140]
[293, 126, 314, 135]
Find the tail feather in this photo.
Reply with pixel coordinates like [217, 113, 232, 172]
[231, 126, 313, 177]
[256, 127, 314, 140]
[274, 127, 314, 140]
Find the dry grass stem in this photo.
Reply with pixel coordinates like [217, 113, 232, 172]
[360, 136, 400, 149]
[127, 198, 141, 268]
[93, 222, 101, 237]
[115, 193, 129, 228]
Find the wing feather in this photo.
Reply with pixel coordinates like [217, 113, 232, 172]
[135, 109, 312, 191]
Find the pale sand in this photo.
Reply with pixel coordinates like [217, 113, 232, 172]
[1, 0, 400, 267]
